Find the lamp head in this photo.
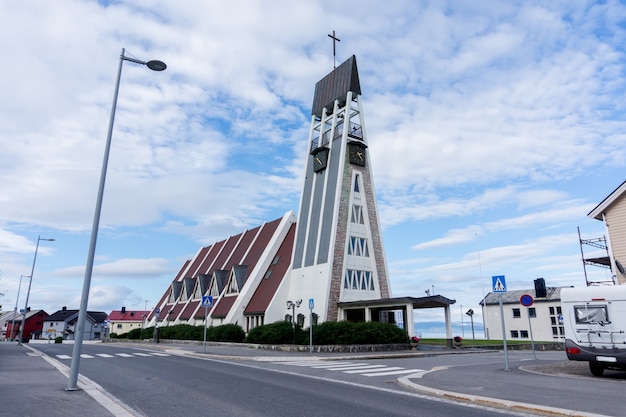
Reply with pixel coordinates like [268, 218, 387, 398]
[146, 60, 167, 71]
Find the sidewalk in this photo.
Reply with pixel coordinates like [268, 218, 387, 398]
[0, 342, 117, 417]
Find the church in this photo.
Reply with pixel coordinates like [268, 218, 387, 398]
[147, 55, 456, 339]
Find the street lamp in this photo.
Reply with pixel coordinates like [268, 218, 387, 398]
[10, 274, 29, 341]
[18, 236, 54, 345]
[67, 48, 166, 391]
[286, 299, 302, 343]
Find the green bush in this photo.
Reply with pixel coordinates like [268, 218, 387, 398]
[206, 324, 245, 342]
[305, 321, 407, 345]
[54, 336, 63, 344]
[246, 321, 306, 344]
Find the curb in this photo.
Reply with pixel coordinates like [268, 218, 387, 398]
[397, 374, 612, 417]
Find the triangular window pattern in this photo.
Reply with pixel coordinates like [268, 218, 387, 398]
[344, 269, 375, 292]
[347, 236, 369, 257]
[354, 174, 360, 193]
[351, 204, 365, 224]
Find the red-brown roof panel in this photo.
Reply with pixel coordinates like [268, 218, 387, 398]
[185, 246, 211, 279]
[197, 240, 226, 276]
[179, 300, 200, 320]
[245, 223, 295, 315]
[241, 217, 282, 274]
[211, 296, 236, 319]
[226, 226, 261, 266]
[212, 234, 242, 271]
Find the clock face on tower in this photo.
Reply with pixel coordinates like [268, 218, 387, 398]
[348, 143, 366, 167]
[312, 147, 329, 172]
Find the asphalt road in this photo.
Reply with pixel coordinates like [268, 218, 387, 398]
[31, 343, 526, 417]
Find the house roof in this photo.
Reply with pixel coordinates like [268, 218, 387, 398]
[480, 286, 572, 305]
[588, 180, 626, 220]
[5, 309, 48, 324]
[108, 310, 149, 321]
[44, 309, 107, 323]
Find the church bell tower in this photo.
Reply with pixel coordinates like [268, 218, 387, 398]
[287, 55, 391, 323]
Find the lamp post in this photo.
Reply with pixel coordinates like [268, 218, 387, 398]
[67, 48, 166, 391]
[286, 299, 302, 343]
[18, 236, 54, 345]
[10, 274, 28, 341]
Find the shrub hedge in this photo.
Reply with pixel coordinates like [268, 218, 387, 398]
[114, 321, 406, 345]
[247, 320, 407, 345]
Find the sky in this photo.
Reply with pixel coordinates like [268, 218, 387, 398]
[1, 1, 625, 337]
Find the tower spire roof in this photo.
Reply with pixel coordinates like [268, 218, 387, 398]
[311, 55, 361, 118]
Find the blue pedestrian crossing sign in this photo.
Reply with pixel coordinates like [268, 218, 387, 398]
[492, 275, 507, 293]
[202, 295, 213, 307]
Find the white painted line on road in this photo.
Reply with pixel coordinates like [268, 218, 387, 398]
[148, 352, 170, 357]
[362, 368, 424, 377]
[342, 365, 390, 373]
[80, 354, 95, 358]
[57, 354, 72, 359]
[115, 353, 134, 358]
[131, 352, 152, 357]
[96, 354, 115, 358]
[313, 363, 370, 369]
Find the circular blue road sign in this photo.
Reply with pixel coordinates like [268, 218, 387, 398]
[520, 294, 534, 307]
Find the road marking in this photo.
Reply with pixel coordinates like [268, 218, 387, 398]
[278, 360, 423, 378]
[361, 368, 423, 377]
[55, 352, 171, 360]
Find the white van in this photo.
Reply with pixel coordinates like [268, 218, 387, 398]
[561, 286, 626, 376]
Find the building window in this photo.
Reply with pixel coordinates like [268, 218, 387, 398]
[347, 236, 369, 257]
[512, 308, 521, 318]
[511, 330, 519, 338]
[263, 270, 272, 280]
[520, 330, 529, 338]
[549, 307, 555, 315]
[528, 307, 536, 318]
[354, 175, 360, 192]
[343, 269, 375, 292]
[116, 324, 122, 329]
[351, 204, 365, 224]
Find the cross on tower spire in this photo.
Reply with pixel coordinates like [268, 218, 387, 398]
[328, 30, 341, 69]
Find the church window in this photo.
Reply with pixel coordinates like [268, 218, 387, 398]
[354, 175, 360, 192]
[344, 269, 375, 292]
[272, 256, 280, 265]
[351, 205, 365, 224]
[347, 236, 369, 257]
[264, 270, 272, 280]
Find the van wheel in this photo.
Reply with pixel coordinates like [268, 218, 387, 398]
[589, 362, 604, 377]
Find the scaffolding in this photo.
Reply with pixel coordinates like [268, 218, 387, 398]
[578, 227, 616, 286]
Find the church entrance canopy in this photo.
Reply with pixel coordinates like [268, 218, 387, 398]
[337, 295, 456, 345]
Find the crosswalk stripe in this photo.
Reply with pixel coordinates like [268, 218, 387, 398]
[80, 354, 94, 358]
[57, 354, 71, 359]
[132, 353, 152, 357]
[148, 352, 170, 357]
[278, 360, 422, 378]
[115, 353, 134, 358]
[361, 368, 423, 377]
[96, 354, 115, 358]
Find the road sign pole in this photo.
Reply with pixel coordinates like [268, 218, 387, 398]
[527, 310, 536, 359]
[499, 293, 510, 370]
[203, 304, 208, 354]
[309, 298, 314, 354]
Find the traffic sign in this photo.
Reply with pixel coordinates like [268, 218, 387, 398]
[492, 275, 507, 293]
[309, 298, 314, 310]
[520, 294, 534, 307]
[202, 295, 213, 308]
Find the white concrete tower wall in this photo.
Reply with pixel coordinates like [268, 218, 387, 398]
[287, 56, 390, 324]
